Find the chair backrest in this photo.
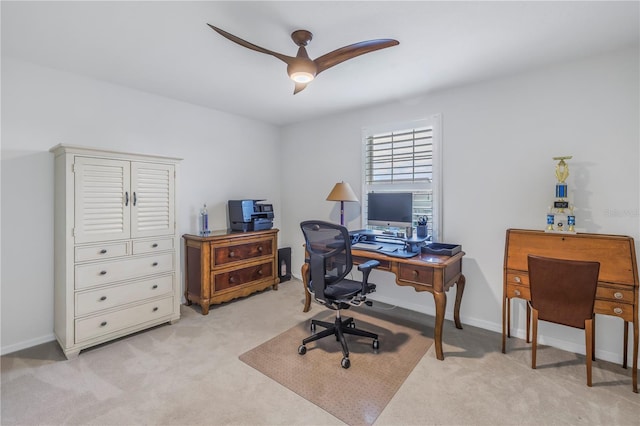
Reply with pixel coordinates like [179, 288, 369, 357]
[528, 255, 600, 329]
[300, 220, 352, 303]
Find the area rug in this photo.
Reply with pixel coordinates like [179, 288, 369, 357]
[239, 307, 434, 426]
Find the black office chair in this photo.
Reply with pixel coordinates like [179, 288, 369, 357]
[299, 220, 381, 368]
[528, 255, 600, 387]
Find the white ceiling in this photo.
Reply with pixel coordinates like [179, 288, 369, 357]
[2, 1, 639, 126]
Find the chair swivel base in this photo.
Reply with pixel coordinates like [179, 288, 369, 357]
[297, 314, 379, 369]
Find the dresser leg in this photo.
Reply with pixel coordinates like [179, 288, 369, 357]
[433, 291, 447, 361]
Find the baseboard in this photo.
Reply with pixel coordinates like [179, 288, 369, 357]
[1, 333, 56, 356]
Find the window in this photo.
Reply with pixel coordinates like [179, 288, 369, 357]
[361, 115, 442, 241]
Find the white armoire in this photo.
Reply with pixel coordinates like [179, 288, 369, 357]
[50, 144, 182, 358]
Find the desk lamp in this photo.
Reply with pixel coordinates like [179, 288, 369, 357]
[326, 181, 359, 226]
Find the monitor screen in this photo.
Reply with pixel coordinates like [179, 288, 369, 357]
[367, 192, 413, 228]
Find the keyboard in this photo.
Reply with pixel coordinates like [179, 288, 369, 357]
[352, 242, 383, 250]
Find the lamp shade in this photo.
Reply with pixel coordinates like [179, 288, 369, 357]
[326, 182, 359, 202]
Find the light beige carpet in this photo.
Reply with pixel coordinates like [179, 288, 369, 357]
[239, 307, 434, 426]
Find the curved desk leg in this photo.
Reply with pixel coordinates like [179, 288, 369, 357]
[434, 290, 447, 361]
[301, 262, 311, 312]
[453, 274, 466, 330]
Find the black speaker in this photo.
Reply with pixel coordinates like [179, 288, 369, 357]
[278, 247, 291, 282]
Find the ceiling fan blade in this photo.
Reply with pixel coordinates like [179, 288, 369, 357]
[207, 24, 296, 65]
[314, 39, 399, 75]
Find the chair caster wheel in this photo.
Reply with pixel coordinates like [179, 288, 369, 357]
[373, 339, 380, 350]
[341, 357, 350, 369]
[298, 345, 307, 355]
[348, 322, 356, 328]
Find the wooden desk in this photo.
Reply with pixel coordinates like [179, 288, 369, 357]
[301, 249, 466, 361]
[502, 229, 639, 393]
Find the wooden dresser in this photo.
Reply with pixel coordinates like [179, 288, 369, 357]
[51, 144, 181, 359]
[502, 228, 638, 392]
[183, 229, 279, 314]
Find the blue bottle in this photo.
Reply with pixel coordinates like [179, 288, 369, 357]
[200, 204, 210, 236]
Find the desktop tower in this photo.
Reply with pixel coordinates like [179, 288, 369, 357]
[278, 247, 291, 282]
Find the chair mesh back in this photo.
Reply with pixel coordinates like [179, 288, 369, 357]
[528, 255, 600, 329]
[300, 221, 352, 300]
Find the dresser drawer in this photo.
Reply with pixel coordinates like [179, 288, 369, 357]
[397, 263, 434, 286]
[75, 297, 174, 343]
[75, 242, 130, 262]
[75, 253, 174, 289]
[213, 261, 273, 293]
[132, 238, 174, 254]
[212, 239, 273, 267]
[75, 274, 173, 316]
[506, 284, 531, 300]
[594, 300, 634, 321]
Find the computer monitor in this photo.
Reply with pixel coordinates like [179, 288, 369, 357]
[367, 192, 413, 228]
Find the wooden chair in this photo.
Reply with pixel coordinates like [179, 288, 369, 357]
[527, 255, 600, 386]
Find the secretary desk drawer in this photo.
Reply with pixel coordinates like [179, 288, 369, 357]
[75, 253, 174, 289]
[75, 274, 173, 316]
[594, 300, 634, 321]
[212, 238, 273, 267]
[75, 297, 174, 343]
[397, 263, 434, 286]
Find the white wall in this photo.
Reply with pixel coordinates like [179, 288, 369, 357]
[1, 58, 282, 354]
[280, 47, 639, 365]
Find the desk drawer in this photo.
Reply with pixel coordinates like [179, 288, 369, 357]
[594, 300, 634, 321]
[596, 286, 634, 303]
[506, 271, 529, 286]
[213, 261, 274, 293]
[353, 255, 391, 271]
[506, 284, 530, 300]
[397, 264, 433, 286]
[212, 239, 273, 267]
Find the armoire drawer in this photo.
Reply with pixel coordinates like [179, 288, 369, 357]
[212, 239, 273, 267]
[75, 297, 174, 343]
[75, 274, 173, 316]
[213, 261, 274, 293]
[75, 242, 131, 262]
[75, 253, 174, 289]
[132, 238, 174, 254]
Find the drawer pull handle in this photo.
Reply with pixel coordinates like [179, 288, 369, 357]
[152, 262, 158, 267]
[100, 249, 108, 254]
[229, 276, 236, 284]
[152, 284, 158, 289]
[153, 307, 159, 312]
[614, 292, 623, 299]
[229, 251, 235, 258]
[258, 246, 263, 252]
[152, 243, 158, 248]
[514, 289, 521, 297]
[100, 296, 107, 301]
[257, 269, 263, 276]
[100, 321, 107, 327]
[412, 270, 419, 278]
[514, 276, 521, 283]
[99, 270, 107, 275]
[614, 307, 623, 315]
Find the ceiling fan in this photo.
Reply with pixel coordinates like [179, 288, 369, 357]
[207, 24, 399, 94]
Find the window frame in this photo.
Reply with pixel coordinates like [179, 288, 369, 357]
[361, 114, 442, 241]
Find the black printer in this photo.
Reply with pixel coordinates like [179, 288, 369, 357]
[228, 199, 274, 232]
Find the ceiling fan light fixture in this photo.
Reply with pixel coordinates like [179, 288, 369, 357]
[290, 71, 315, 83]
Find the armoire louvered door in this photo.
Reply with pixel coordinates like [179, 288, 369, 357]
[130, 162, 175, 239]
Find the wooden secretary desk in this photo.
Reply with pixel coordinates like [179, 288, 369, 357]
[502, 229, 639, 392]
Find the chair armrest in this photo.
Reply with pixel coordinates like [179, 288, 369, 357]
[357, 260, 380, 295]
[357, 260, 380, 272]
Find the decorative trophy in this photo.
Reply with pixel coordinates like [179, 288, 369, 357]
[546, 156, 576, 233]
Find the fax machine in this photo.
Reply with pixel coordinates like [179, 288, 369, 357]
[228, 199, 274, 232]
